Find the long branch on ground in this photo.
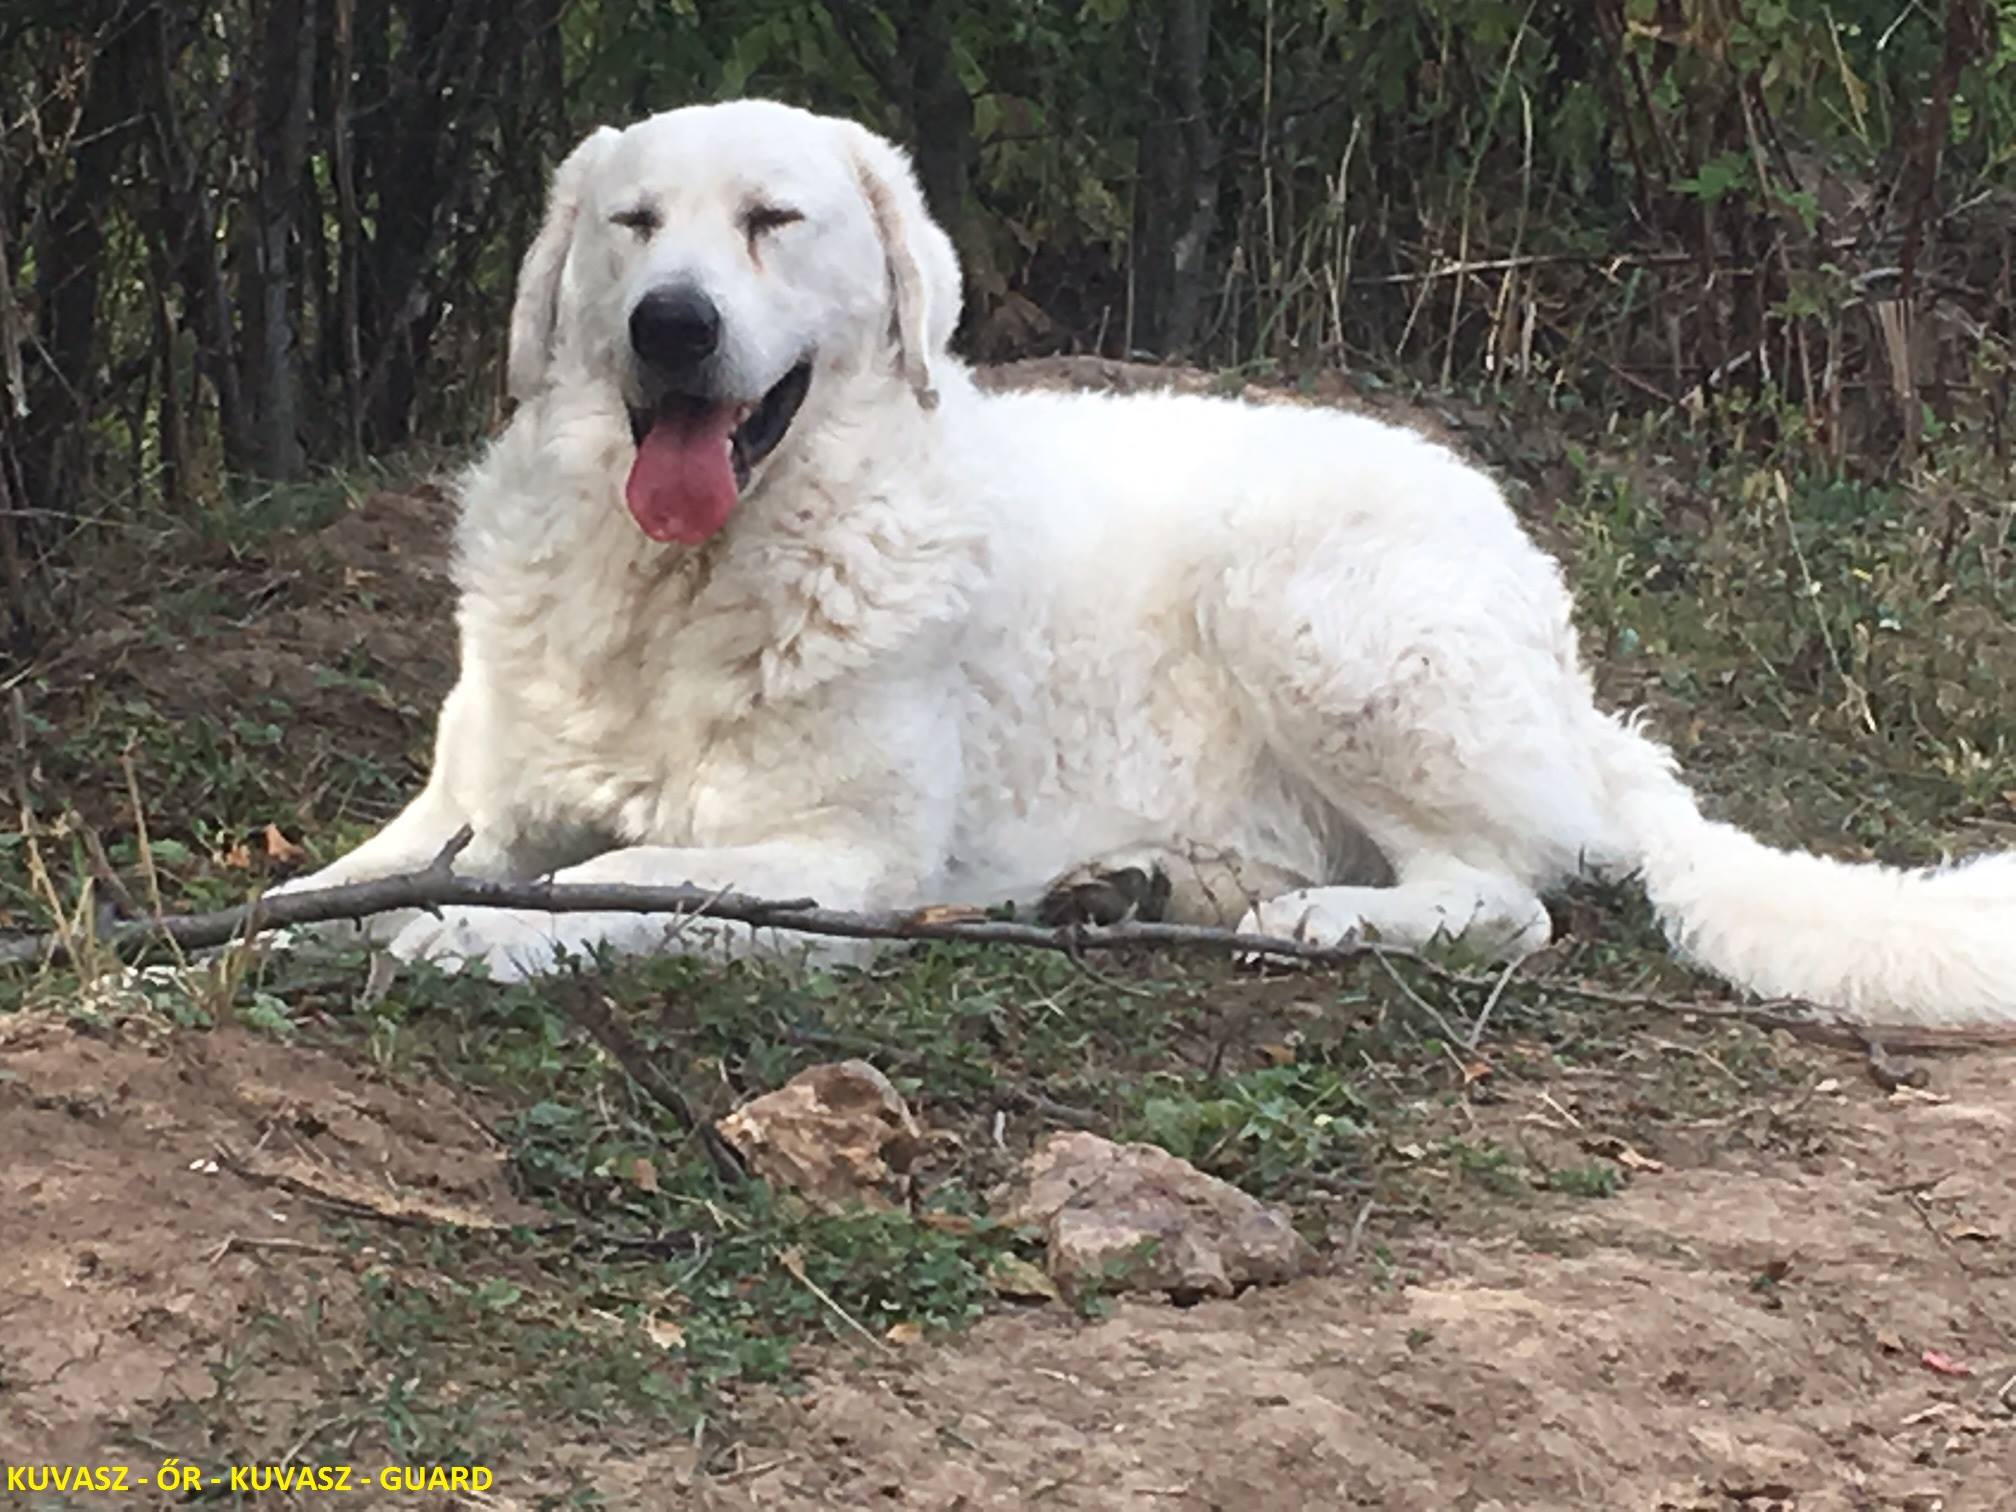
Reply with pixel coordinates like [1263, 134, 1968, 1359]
[6, 827, 2012, 1051]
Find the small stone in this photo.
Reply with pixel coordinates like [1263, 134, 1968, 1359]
[998, 1132, 1318, 1301]
[716, 1060, 924, 1212]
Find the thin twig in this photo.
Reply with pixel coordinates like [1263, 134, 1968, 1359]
[6, 844, 2013, 1046]
[207, 1234, 345, 1264]
[776, 1245, 896, 1357]
[1341, 1198, 1378, 1265]
[1369, 948, 1469, 1046]
[1466, 958, 1520, 1050]
[79, 824, 141, 920]
[561, 975, 746, 1186]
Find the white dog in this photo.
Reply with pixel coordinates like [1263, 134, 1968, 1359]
[284, 99, 2016, 1028]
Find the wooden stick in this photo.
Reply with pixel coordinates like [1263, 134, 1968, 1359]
[5, 837, 2013, 1048]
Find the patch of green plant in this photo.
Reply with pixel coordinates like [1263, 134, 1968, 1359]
[1126, 1061, 1371, 1195]
[1545, 1162, 1623, 1199]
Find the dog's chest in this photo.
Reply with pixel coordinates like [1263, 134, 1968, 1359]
[466, 560, 760, 844]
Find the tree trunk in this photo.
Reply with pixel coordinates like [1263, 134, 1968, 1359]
[245, 0, 320, 477]
[142, 3, 253, 475]
[1130, 0, 1220, 358]
[18, 20, 142, 526]
[906, 0, 973, 239]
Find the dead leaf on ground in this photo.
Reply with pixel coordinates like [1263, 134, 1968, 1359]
[628, 1157, 659, 1193]
[987, 1253, 1061, 1303]
[884, 1321, 925, 1346]
[1920, 1349, 1973, 1377]
[644, 1316, 685, 1350]
[1582, 1134, 1664, 1173]
[1889, 1086, 1951, 1106]
[263, 823, 307, 864]
[1943, 1221, 1997, 1243]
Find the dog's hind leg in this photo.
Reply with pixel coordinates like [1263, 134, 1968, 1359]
[1201, 491, 1619, 963]
[1037, 830, 1392, 928]
[1239, 860, 1551, 962]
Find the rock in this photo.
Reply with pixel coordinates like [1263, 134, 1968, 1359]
[715, 1060, 924, 1212]
[999, 1132, 1318, 1301]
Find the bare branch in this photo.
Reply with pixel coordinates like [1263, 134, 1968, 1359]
[4, 847, 2013, 1048]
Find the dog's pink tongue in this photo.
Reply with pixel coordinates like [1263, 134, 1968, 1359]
[625, 407, 739, 544]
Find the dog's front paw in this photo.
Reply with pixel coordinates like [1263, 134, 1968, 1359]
[387, 906, 585, 982]
[1237, 893, 1368, 961]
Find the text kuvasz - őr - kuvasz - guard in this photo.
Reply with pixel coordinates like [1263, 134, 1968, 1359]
[280, 99, 2016, 1027]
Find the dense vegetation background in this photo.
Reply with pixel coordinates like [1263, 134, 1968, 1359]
[3, 0, 2013, 650]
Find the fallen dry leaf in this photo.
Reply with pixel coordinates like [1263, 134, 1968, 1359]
[1875, 1329, 1907, 1353]
[1890, 1086, 1950, 1106]
[884, 1321, 925, 1346]
[1920, 1349, 1973, 1378]
[221, 842, 253, 870]
[1583, 1135, 1664, 1173]
[1943, 1221, 1996, 1243]
[987, 1253, 1061, 1303]
[628, 1157, 659, 1193]
[263, 823, 307, 864]
[643, 1316, 685, 1350]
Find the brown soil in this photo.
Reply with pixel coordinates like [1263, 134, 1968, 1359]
[712, 1055, 2014, 1511]
[0, 1009, 535, 1471]
[2, 1011, 2009, 1508]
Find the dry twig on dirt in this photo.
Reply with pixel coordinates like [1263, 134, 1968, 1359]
[557, 971, 747, 1186]
[6, 832, 2016, 1049]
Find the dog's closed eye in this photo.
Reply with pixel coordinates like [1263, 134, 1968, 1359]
[611, 204, 661, 238]
[742, 204, 804, 240]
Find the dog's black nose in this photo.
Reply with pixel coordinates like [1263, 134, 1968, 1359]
[630, 286, 720, 374]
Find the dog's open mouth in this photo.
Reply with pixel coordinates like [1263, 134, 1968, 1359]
[624, 360, 811, 544]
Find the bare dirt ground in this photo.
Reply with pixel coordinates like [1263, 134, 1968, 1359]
[3, 1008, 2010, 1508]
[4, 360, 2013, 1508]
[719, 1058, 2015, 1512]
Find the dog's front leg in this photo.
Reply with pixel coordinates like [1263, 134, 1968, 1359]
[382, 838, 898, 981]
[269, 680, 546, 944]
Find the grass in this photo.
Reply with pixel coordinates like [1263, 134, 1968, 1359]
[3, 381, 2011, 1480]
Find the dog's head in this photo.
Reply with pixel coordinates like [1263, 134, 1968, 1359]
[507, 100, 962, 545]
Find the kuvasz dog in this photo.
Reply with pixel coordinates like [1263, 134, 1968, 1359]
[283, 99, 2016, 1028]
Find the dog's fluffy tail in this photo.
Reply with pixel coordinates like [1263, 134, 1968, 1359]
[1589, 716, 2016, 1027]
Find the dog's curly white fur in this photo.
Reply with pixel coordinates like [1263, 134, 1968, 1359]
[285, 100, 2016, 1026]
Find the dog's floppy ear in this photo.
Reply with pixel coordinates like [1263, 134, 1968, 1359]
[508, 126, 621, 402]
[843, 122, 962, 409]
